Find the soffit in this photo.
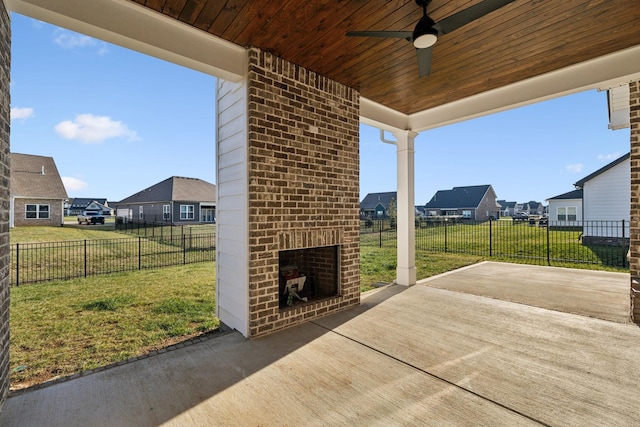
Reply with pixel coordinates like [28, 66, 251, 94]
[7, 0, 640, 131]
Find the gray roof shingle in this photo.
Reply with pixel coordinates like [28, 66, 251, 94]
[360, 192, 397, 210]
[10, 153, 68, 200]
[574, 152, 630, 188]
[424, 185, 491, 209]
[118, 176, 216, 204]
[547, 189, 583, 200]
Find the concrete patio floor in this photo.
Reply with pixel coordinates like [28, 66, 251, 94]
[1, 261, 637, 426]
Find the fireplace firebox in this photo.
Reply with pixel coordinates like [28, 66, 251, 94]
[279, 245, 339, 308]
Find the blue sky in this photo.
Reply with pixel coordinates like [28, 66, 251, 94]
[10, 14, 630, 205]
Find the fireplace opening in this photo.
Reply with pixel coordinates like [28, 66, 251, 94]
[279, 245, 339, 308]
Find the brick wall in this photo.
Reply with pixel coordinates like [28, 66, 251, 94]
[0, 0, 9, 408]
[630, 80, 640, 323]
[247, 49, 360, 337]
[13, 199, 63, 227]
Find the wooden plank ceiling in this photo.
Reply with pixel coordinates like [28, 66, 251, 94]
[131, 0, 640, 115]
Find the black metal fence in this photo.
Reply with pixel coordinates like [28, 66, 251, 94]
[361, 219, 629, 268]
[11, 233, 216, 286]
[115, 220, 215, 239]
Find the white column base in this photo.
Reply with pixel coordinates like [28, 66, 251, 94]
[396, 266, 417, 287]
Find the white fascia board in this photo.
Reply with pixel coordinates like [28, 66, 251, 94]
[407, 45, 640, 133]
[6, 0, 246, 81]
[359, 97, 409, 133]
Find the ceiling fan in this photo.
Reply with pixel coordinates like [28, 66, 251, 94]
[346, 0, 516, 77]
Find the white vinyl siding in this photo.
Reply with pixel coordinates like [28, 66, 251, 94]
[582, 158, 629, 238]
[548, 199, 582, 223]
[583, 158, 630, 222]
[216, 78, 250, 336]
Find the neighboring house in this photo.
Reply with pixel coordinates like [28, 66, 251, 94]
[115, 176, 216, 224]
[574, 152, 630, 244]
[423, 185, 500, 221]
[360, 191, 397, 219]
[524, 201, 545, 215]
[497, 200, 517, 217]
[9, 153, 68, 227]
[67, 198, 112, 216]
[546, 189, 583, 224]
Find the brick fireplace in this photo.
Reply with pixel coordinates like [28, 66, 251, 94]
[216, 48, 361, 337]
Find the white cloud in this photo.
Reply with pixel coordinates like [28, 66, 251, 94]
[565, 163, 583, 173]
[598, 152, 621, 162]
[62, 176, 88, 192]
[53, 30, 96, 49]
[53, 29, 109, 55]
[11, 107, 34, 121]
[55, 114, 139, 143]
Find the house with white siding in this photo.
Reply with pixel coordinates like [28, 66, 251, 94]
[546, 189, 583, 225]
[573, 152, 630, 244]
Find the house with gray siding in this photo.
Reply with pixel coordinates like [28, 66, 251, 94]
[9, 153, 68, 227]
[67, 198, 112, 216]
[360, 191, 396, 218]
[115, 176, 216, 224]
[423, 185, 500, 221]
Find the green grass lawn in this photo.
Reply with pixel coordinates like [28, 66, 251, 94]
[9, 224, 627, 391]
[10, 262, 218, 391]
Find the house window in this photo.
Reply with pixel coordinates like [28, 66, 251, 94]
[163, 204, 170, 220]
[139, 206, 143, 220]
[567, 206, 577, 221]
[557, 206, 577, 221]
[462, 210, 472, 218]
[180, 205, 194, 220]
[25, 204, 49, 219]
[201, 208, 215, 223]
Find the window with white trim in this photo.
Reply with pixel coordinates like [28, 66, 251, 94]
[139, 206, 143, 220]
[163, 204, 170, 220]
[557, 206, 577, 221]
[25, 204, 49, 219]
[462, 210, 472, 218]
[180, 205, 194, 220]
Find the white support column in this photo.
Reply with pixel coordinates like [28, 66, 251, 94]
[394, 130, 417, 286]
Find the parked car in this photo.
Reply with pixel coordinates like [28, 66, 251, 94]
[77, 211, 105, 225]
[512, 212, 529, 222]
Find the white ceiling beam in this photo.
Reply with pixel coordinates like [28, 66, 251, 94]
[407, 45, 640, 133]
[5, 0, 246, 81]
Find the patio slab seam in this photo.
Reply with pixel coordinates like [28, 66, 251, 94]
[309, 318, 552, 427]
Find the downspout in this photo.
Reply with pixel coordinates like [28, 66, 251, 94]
[379, 129, 396, 145]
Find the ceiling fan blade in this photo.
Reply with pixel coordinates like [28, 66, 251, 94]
[346, 30, 413, 41]
[416, 47, 433, 77]
[434, 0, 516, 35]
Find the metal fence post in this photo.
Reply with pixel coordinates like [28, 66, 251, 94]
[489, 218, 493, 257]
[138, 236, 142, 270]
[183, 234, 187, 265]
[546, 221, 551, 266]
[622, 219, 627, 268]
[444, 220, 448, 253]
[379, 220, 382, 248]
[84, 240, 87, 277]
[15, 243, 19, 286]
